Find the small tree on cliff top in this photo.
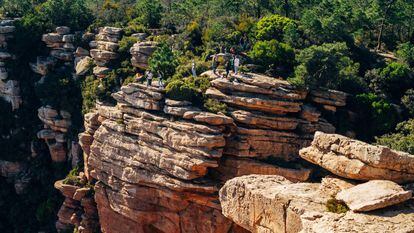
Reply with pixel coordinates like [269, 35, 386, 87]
[149, 43, 178, 80]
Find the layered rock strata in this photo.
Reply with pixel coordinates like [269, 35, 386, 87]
[220, 175, 414, 233]
[203, 72, 340, 163]
[299, 131, 414, 183]
[32, 27, 76, 163]
[79, 71, 349, 232]
[41, 26, 75, 63]
[89, 27, 122, 78]
[130, 41, 158, 70]
[55, 179, 99, 233]
[81, 84, 236, 232]
[0, 19, 21, 110]
[336, 180, 412, 212]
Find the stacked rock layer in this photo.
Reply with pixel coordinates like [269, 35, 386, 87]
[0, 19, 21, 110]
[89, 27, 122, 78]
[79, 68, 350, 232]
[221, 132, 414, 233]
[32, 27, 76, 163]
[55, 179, 100, 233]
[220, 175, 414, 233]
[130, 41, 158, 70]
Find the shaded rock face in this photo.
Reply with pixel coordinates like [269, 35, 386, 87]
[0, 19, 22, 110]
[82, 85, 236, 232]
[220, 175, 414, 233]
[130, 41, 158, 70]
[55, 179, 100, 233]
[88, 26, 122, 78]
[79, 69, 350, 232]
[299, 131, 414, 183]
[33, 27, 79, 164]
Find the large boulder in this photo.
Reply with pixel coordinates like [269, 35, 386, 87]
[220, 175, 414, 233]
[75, 56, 93, 76]
[299, 131, 414, 183]
[336, 180, 412, 212]
[130, 41, 158, 69]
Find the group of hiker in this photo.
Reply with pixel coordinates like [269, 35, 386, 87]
[211, 47, 242, 79]
[138, 45, 243, 88]
[138, 70, 164, 87]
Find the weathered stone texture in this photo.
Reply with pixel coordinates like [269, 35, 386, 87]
[220, 175, 414, 233]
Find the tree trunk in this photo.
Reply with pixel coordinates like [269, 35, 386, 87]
[376, 0, 396, 51]
[284, 0, 290, 17]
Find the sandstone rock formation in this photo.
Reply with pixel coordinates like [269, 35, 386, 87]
[203, 72, 339, 162]
[130, 41, 158, 69]
[33, 27, 78, 164]
[37, 106, 72, 162]
[42, 26, 75, 62]
[81, 88, 236, 232]
[220, 175, 414, 233]
[88, 27, 122, 78]
[77, 69, 351, 232]
[55, 179, 99, 233]
[299, 131, 414, 183]
[0, 19, 22, 110]
[336, 180, 412, 212]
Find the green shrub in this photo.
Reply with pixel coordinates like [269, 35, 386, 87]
[35, 69, 82, 114]
[289, 42, 362, 92]
[0, 0, 33, 17]
[249, 39, 295, 77]
[367, 62, 414, 101]
[35, 199, 57, 225]
[376, 119, 414, 154]
[124, 19, 148, 36]
[402, 89, 414, 116]
[396, 42, 414, 67]
[353, 93, 400, 141]
[165, 79, 200, 103]
[255, 14, 296, 41]
[133, 0, 163, 28]
[62, 166, 84, 186]
[149, 43, 179, 80]
[326, 198, 349, 214]
[118, 36, 138, 57]
[204, 98, 227, 114]
[202, 19, 235, 49]
[32, 0, 93, 31]
[174, 55, 210, 79]
[165, 76, 211, 105]
[81, 75, 100, 114]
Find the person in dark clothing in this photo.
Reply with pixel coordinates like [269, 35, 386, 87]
[212, 54, 218, 75]
[225, 59, 232, 79]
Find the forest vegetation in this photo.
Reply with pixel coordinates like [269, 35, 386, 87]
[1, 0, 414, 232]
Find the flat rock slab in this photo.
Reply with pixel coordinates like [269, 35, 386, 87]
[336, 180, 412, 212]
[220, 175, 414, 233]
[299, 131, 414, 183]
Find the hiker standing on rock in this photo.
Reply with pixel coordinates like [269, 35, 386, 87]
[225, 58, 232, 79]
[157, 71, 164, 88]
[234, 55, 240, 75]
[212, 53, 218, 75]
[146, 70, 153, 86]
[191, 60, 197, 77]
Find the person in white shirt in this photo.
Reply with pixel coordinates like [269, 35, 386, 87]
[157, 71, 164, 88]
[191, 60, 197, 77]
[146, 70, 153, 86]
[234, 56, 240, 75]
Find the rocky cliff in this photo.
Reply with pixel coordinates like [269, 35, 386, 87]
[220, 132, 414, 233]
[75, 62, 350, 232]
